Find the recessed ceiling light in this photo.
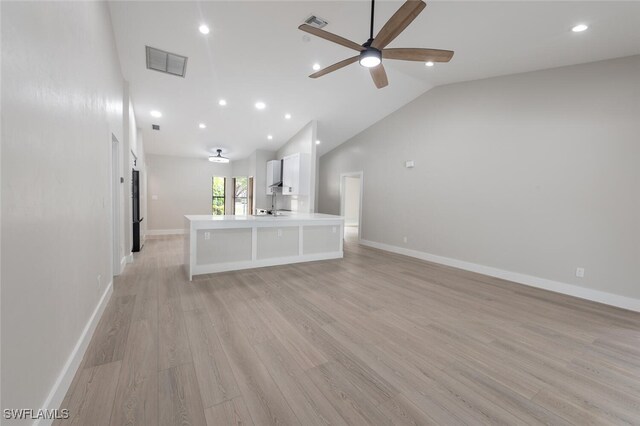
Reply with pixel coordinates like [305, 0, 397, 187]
[150, 110, 162, 118]
[267, 135, 273, 140]
[218, 99, 227, 106]
[572, 24, 588, 32]
[199, 123, 206, 129]
[315, 140, 321, 145]
[312, 63, 321, 71]
[284, 113, 292, 120]
[425, 61, 434, 67]
[199, 24, 210, 35]
[255, 101, 266, 110]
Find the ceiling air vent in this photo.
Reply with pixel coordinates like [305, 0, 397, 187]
[304, 15, 328, 29]
[145, 46, 188, 78]
[152, 124, 160, 131]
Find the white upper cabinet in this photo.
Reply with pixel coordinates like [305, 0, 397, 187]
[266, 159, 281, 195]
[282, 153, 309, 196]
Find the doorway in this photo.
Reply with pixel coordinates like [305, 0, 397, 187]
[111, 135, 121, 276]
[340, 171, 363, 243]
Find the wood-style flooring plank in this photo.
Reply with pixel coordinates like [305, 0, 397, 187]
[158, 266, 192, 371]
[204, 397, 254, 426]
[158, 363, 207, 426]
[109, 319, 158, 426]
[184, 309, 241, 407]
[55, 361, 121, 426]
[83, 295, 135, 368]
[253, 338, 348, 426]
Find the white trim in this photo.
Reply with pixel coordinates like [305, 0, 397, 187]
[35, 281, 114, 425]
[192, 251, 343, 277]
[126, 253, 134, 264]
[360, 239, 640, 313]
[146, 228, 187, 236]
[340, 171, 364, 242]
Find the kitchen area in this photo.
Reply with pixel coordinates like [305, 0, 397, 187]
[182, 121, 345, 280]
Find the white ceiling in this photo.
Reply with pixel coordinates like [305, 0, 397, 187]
[108, 1, 640, 160]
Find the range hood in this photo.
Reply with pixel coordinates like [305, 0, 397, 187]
[269, 159, 284, 187]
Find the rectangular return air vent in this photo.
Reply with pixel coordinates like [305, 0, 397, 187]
[145, 46, 188, 77]
[152, 124, 160, 131]
[304, 15, 328, 29]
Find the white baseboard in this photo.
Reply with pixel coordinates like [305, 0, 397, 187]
[360, 239, 640, 313]
[35, 281, 114, 426]
[146, 228, 187, 236]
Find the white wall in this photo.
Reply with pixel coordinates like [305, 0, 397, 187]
[231, 156, 249, 177]
[1, 0, 127, 419]
[276, 121, 317, 213]
[319, 55, 640, 304]
[146, 154, 232, 231]
[344, 176, 361, 226]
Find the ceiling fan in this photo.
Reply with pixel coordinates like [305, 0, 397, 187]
[298, 0, 454, 89]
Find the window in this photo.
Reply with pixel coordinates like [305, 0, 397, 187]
[212, 176, 226, 215]
[233, 177, 253, 215]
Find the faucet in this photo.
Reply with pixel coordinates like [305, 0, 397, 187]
[271, 190, 279, 216]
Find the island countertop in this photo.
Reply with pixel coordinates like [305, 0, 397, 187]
[185, 213, 342, 222]
[184, 213, 343, 229]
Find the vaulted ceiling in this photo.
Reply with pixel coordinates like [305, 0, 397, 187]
[108, 1, 640, 160]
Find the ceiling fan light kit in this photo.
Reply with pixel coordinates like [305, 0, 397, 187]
[209, 149, 230, 163]
[299, 0, 454, 89]
[359, 47, 382, 68]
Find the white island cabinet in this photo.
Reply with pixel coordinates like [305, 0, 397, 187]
[184, 213, 344, 280]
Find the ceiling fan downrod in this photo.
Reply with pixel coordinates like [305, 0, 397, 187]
[369, 0, 375, 41]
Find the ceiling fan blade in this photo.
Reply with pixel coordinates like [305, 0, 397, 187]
[371, 0, 426, 50]
[310, 56, 360, 78]
[369, 64, 389, 89]
[382, 48, 454, 62]
[299, 24, 364, 52]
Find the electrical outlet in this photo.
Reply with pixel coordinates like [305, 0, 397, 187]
[204, 231, 211, 240]
[575, 267, 585, 278]
[403, 236, 408, 243]
[277, 229, 282, 237]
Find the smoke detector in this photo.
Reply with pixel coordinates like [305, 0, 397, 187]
[146, 46, 188, 78]
[304, 15, 328, 29]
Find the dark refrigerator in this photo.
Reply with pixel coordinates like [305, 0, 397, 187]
[132, 169, 143, 252]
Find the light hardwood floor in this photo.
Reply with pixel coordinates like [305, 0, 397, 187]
[56, 236, 640, 425]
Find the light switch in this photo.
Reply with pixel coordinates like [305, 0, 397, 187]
[405, 160, 415, 168]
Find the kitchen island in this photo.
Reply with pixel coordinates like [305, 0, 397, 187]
[184, 213, 344, 280]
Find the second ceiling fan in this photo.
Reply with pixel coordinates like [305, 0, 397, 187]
[299, 0, 454, 89]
